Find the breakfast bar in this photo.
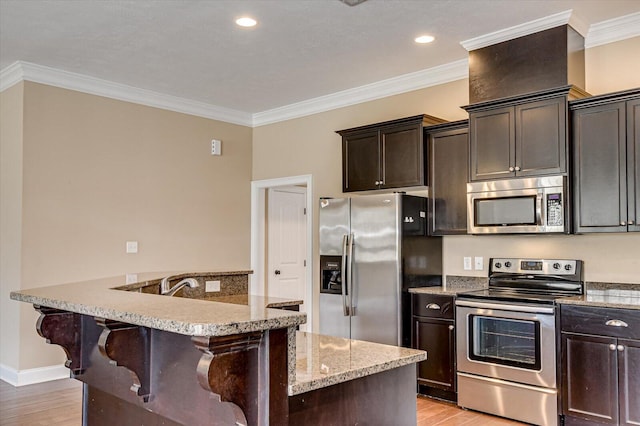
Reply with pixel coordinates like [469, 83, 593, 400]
[10, 271, 426, 426]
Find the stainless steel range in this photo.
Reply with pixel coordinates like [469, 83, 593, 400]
[455, 258, 584, 426]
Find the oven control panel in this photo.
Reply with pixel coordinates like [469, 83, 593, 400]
[491, 258, 578, 275]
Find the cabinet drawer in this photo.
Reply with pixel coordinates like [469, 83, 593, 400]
[561, 305, 640, 340]
[412, 293, 454, 319]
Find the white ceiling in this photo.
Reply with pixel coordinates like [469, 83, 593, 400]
[1, 0, 639, 117]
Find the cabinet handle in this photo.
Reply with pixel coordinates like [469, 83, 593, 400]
[375, 180, 380, 185]
[617, 345, 625, 352]
[621, 221, 627, 226]
[509, 166, 515, 172]
[609, 344, 617, 351]
[426, 303, 441, 310]
[606, 319, 628, 327]
[514, 166, 521, 171]
[448, 325, 454, 331]
[629, 221, 634, 225]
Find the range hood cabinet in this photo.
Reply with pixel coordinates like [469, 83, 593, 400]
[468, 25, 586, 104]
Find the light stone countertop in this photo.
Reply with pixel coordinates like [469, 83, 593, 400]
[557, 283, 640, 310]
[11, 272, 426, 396]
[409, 286, 460, 295]
[408, 275, 488, 295]
[289, 331, 426, 396]
[202, 294, 304, 308]
[10, 271, 306, 336]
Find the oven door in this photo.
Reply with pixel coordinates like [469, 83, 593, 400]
[456, 299, 557, 388]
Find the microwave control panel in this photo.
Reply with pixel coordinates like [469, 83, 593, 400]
[546, 193, 563, 227]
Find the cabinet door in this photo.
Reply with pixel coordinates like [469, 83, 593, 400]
[413, 317, 455, 391]
[469, 106, 515, 181]
[628, 99, 640, 232]
[572, 101, 628, 233]
[562, 333, 619, 424]
[619, 339, 640, 426]
[380, 123, 424, 189]
[428, 127, 468, 235]
[516, 96, 567, 176]
[342, 130, 380, 192]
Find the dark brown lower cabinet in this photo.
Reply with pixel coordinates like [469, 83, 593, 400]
[561, 305, 640, 425]
[411, 293, 456, 402]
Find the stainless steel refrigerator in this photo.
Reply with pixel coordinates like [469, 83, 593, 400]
[319, 193, 442, 347]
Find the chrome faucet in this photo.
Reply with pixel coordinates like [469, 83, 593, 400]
[160, 277, 199, 296]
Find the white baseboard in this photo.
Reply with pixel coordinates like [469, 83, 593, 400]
[0, 363, 70, 386]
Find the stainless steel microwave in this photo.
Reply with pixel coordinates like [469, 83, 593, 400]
[467, 175, 567, 234]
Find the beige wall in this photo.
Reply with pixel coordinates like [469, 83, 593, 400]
[2, 82, 253, 370]
[0, 83, 24, 369]
[253, 37, 640, 331]
[586, 36, 640, 95]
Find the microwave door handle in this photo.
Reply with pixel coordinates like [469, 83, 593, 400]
[536, 192, 544, 226]
[341, 234, 349, 316]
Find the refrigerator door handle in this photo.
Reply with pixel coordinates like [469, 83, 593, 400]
[347, 233, 355, 316]
[341, 234, 350, 316]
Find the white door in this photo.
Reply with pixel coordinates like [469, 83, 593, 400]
[267, 187, 307, 316]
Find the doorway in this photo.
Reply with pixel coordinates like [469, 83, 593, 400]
[251, 175, 313, 332]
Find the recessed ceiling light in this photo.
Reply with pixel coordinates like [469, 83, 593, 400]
[236, 17, 257, 27]
[415, 35, 435, 44]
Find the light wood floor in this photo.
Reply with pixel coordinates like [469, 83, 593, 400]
[1, 379, 523, 425]
[417, 396, 524, 426]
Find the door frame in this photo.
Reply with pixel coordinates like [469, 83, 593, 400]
[250, 174, 313, 331]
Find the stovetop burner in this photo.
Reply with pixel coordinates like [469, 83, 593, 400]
[457, 258, 584, 304]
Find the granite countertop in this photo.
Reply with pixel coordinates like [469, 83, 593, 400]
[203, 294, 303, 308]
[408, 276, 488, 295]
[557, 283, 640, 310]
[289, 331, 426, 396]
[10, 271, 306, 336]
[409, 277, 640, 310]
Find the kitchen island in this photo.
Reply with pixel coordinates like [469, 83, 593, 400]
[10, 271, 425, 426]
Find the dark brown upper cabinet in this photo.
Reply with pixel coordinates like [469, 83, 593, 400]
[425, 120, 469, 235]
[464, 86, 588, 182]
[338, 115, 446, 192]
[570, 88, 640, 233]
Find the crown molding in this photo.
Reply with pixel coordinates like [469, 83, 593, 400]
[0, 61, 253, 126]
[461, 10, 575, 51]
[0, 61, 25, 91]
[586, 12, 640, 49]
[252, 59, 469, 127]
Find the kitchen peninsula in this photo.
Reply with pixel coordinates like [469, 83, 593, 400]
[10, 271, 425, 426]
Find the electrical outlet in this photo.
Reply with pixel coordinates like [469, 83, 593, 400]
[206, 280, 221, 292]
[463, 257, 472, 270]
[126, 241, 138, 254]
[474, 256, 484, 270]
[125, 273, 138, 284]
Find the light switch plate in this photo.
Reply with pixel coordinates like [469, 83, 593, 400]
[474, 256, 484, 270]
[206, 280, 221, 292]
[463, 257, 472, 270]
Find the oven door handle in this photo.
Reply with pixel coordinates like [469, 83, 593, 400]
[455, 299, 555, 314]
